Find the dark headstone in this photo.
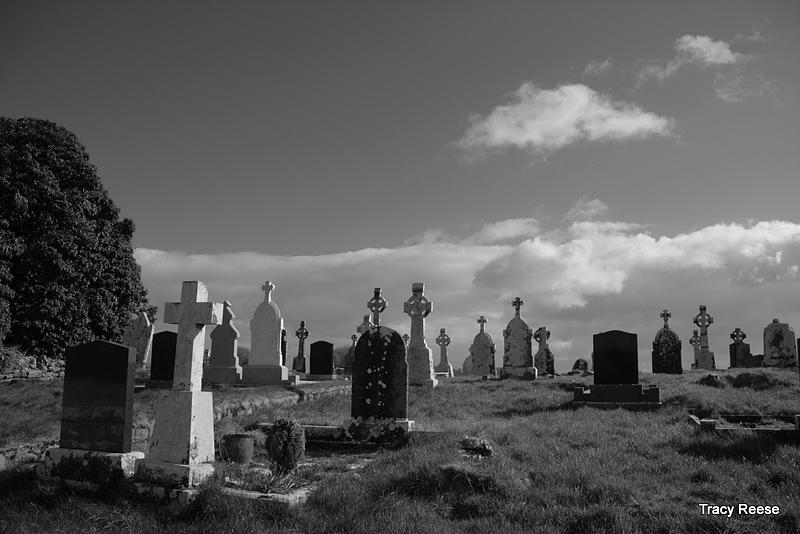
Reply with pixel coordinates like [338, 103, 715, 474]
[652, 327, 682, 374]
[351, 326, 408, 421]
[572, 358, 589, 373]
[309, 341, 334, 375]
[593, 330, 638, 385]
[730, 342, 763, 368]
[60, 341, 135, 452]
[280, 328, 287, 366]
[150, 331, 177, 383]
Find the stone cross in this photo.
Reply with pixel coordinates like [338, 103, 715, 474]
[402, 333, 409, 346]
[693, 305, 714, 350]
[163, 281, 223, 391]
[262, 281, 275, 300]
[512, 297, 524, 317]
[660, 309, 671, 328]
[357, 314, 373, 334]
[367, 288, 387, 326]
[689, 329, 701, 353]
[534, 326, 550, 348]
[295, 320, 309, 357]
[730, 328, 746, 344]
[436, 328, 450, 362]
[403, 282, 432, 349]
[477, 315, 488, 333]
[351, 334, 358, 347]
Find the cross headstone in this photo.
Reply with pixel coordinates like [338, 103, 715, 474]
[502, 297, 534, 378]
[729, 327, 761, 368]
[689, 330, 701, 353]
[122, 311, 154, 370]
[292, 320, 308, 373]
[402, 333, 410, 346]
[357, 315, 373, 334]
[691, 305, 716, 370]
[652, 308, 682, 374]
[242, 281, 288, 384]
[205, 300, 242, 384]
[533, 326, 555, 376]
[367, 288, 387, 326]
[149, 331, 177, 387]
[403, 282, 437, 387]
[435, 328, 454, 377]
[763, 318, 798, 367]
[468, 316, 495, 376]
[593, 330, 638, 385]
[343, 334, 357, 374]
[309, 340, 335, 376]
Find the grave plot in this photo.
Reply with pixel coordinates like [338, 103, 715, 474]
[688, 411, 800, 442]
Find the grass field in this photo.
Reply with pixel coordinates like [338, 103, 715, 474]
[1, 368, 799, 533]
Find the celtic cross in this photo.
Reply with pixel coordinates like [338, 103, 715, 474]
[295, 320, 309, 356]
[512, 297, 524, 317]
[404, 282, 432, 349]
[693, 305, 713, 350]
[436, 328, 450, 366]
[534, 326, 550, 351]
[402, 333, 409, 345]
[477, 315, 487, 333]
[660, 309, 671, 328]
[730, 328, 746, 344]
[689, 329, 701, 352]
[350, 334, 358, 347]
[367, 288, 387, 326]
[261, 281, 275, 301]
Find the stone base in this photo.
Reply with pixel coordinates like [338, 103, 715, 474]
[692, 351, 715, 370]
[284, 374, 301, 385]
[135, 458, 218, 488]
[304, 374, 340, 381]
[203, 366, 242, 384]
[148, 390, 215, 465]
[241, 364, 289, 385]
[39, 448, 144, 486]
[499, 366, 538, 380]
[573, 384, 662, 409]
[434, 363, 454, 378]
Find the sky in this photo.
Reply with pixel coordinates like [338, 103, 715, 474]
[2, 1, 800, 372]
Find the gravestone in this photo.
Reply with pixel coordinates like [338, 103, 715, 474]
[573, 330, 661, 408]
[533, 326, 555, 376]
[403, 282, 437, 388]
[468, 316, 495, 376]
[351, 326, 410, 427]
[729, 328, 762, 368]
[308, 340, 335, 379]
[357, 314, 373, 334]
[292, 321, 308, 374]
[204, 300, 242, 384]
[367, 288, 387, 326]
[690, 305, 716, 370]
[434, 328, 454, 378]
[149, 331, 177, 388]
[343, 334, 357, 374]
[402, 333, 410, 346]
[569, 358, 589, 375]
[763, 319, 798, 367]
[651, 309, 682, 374]
[40, 340, 144, 485]
[122, 311, 154, 370]
[462, 354, 473, 374]
[501, 297, 535, 379]
[136, 281, 223, 488]
[242, 281, 289, 384]
[281, 328, 287, 366]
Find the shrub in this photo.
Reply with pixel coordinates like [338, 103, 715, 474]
[264, 419, 305, 475]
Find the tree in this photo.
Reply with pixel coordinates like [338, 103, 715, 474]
[0, 117, 155, 362]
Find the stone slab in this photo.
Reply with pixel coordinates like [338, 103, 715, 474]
[40, 448, 143, 485]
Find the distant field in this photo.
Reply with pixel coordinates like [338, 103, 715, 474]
[1, 368, 799, 533]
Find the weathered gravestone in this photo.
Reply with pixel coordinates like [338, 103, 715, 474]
[343, 334, 357, 374]
[242, 281, 289, 384]
[281, 328, 287, 367]
[434, 328, 454, 378]
[41, 341, 144, 485]
[404, 283, 437, 388]
[690, 305, 716, 370]
[468, 316, 496, 376]
[292, 321, 308, 374]
[569, 358, 590, 375]
[763, 319, 798, 367]
[204, 300, 242, 384]
[148, 331, 177, 388]
[533, 326, 555, 376]
[573, 330, 661, 408]
[136, 281, 223, 488]
[308, 340, 336, 379]
[501, 297, 535, 379]
[122, 311, 154, 370]
[729, 328, 762, 368]
[652, 309, 682, 374]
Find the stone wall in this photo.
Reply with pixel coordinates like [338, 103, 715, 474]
[0, 356, 64, 381]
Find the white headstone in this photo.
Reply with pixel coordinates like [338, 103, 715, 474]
[403, 283, 437, 388]
[242, 281, 289, 384]
[122, 311, 154, 370]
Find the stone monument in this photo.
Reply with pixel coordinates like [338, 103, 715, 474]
[651, 309, 682, 374]
[500, 297, 535, 379]
[533, 326, 555, 376]
[292, 321, 309, 374]
[307, 340, 336, 380]
[122, 311, 154, 370]
[763, 319, 798, 367]
[468, 316, 496, 377]
[434, 328, 454, 378]
[729, 328, 762, 368]
[242, 281, 289, 384]
[403, 282, 437, 388]
[690, 305, 715, 370]
[204, 300, 242, 384]
[148, 331, 177, 389]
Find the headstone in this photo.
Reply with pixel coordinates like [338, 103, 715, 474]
[651, 309, 682, 374]
[367, 288, 387, 326]
[533, 327, 555, 376]
[343, 334, 357, 374]
[403, 282, 437, 388]
[149, 331, 177, 387]
[402, 333, 410, 346]
[434, 328, 454, 377]
[691, 305, 716, 370]
[351, 326, 410, 424]
[204, 300, 242, 384]
[242, 281, 289, 384]
[281, 328, 287, 366]
[729, 328, 762, 368]
[357, 315, 373, 334]
[468, 316, 495, 376]
[501, 297, 535, 378]
[136, 281, 223, 488]
[122, 311, 154, 370]
[292, 321, 308, 373]
[308, 340, 335, 378]
[40, 341, 144, 485]
[763, 319, 798, 367]
[569, 358, 589, 375]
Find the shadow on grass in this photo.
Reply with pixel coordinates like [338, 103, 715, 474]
[679, 432, 779, 463]
[493, 400, 577, 418]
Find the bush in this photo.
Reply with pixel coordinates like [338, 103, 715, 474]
[0, 344, 33, 374]
[264, 419, 305, 475]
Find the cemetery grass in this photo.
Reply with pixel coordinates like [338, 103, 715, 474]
[1, 369, 799, 533]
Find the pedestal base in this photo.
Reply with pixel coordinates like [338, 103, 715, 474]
[499, 366, 538, 379]
[408, 347, 438, 388]
[434, 363, 454, 378]
[135, 458, 218, 488]
[148, 390, 215, 465]
[203, 366, 242, 384]
[572, 384, 662, 409]
[241, 364, 289, 385]
[39, 448, 144, 486]
[304, 374, 340, 381]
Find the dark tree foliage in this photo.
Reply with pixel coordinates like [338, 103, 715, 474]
[0, 117, 156, 362]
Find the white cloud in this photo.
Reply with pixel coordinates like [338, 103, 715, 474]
[583, 57, 613, 76]
[638, 34, 745, 84]
[714, 71, 775, 102]
[563, 197, 609, 222]
[136, 209, 800, 374]
[458, 83, 673, 159]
